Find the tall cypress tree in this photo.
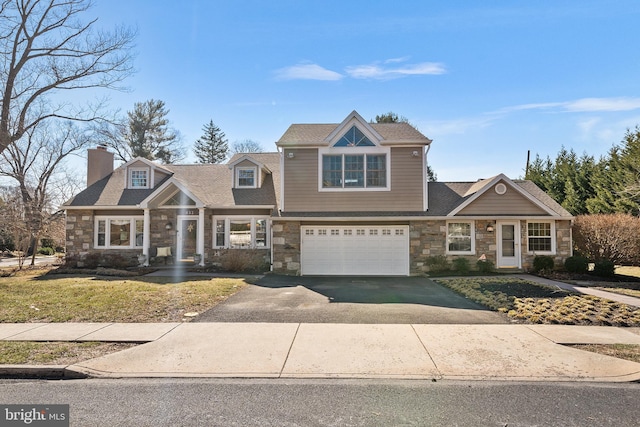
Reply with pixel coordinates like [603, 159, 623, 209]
[193, 120, 228, 164]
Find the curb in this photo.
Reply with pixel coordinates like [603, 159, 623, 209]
[0, 365, 88, 380]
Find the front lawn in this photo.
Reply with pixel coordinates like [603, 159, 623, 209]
[436, 277, 640, 327]
[0, 271, 248, 323]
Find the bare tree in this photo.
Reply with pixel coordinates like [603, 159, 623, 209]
[0, 0, 136, 155]
[230, 139, 263, 155]
[0, 120, 92, 266]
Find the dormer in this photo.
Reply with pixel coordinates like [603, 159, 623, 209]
[319, 111, 390, 192]
[122, 157, 172, 190]
[228, 155, 271, 189]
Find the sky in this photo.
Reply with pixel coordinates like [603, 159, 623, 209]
[71, 0, 640, 182]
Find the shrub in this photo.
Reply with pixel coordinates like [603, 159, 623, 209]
[451, 257, 470, 274]
[564, 256, 589, 274]
[40, 238, 55, 249]
[425, 255, 450, 273]
[592, 259, 615, 277]
[533, 255, 554, 273]
[101, 253, 136, 269]
[573, 214, 640, 265]
[218, 249, 269, 273]
[476, 259, 494, 273]
[81, 253, 101, 269]
[38, 247, 55, 255]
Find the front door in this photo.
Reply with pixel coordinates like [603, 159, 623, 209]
[177, 216, 198, 262]
[497, 221, 521, 268]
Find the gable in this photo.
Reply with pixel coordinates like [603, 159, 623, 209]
[455, 182, 550, 216]
[162, 190, 197, 206]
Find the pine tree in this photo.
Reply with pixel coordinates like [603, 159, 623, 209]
[193, 120, 229, 163]
[125, 99, 183, 163]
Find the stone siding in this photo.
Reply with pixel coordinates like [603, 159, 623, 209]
[271, 220, 301, 274]
[65, 209, 94, 258]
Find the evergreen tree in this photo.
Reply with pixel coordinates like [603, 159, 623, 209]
[118, 99, 184, 163]
[193, 120, 228, 163]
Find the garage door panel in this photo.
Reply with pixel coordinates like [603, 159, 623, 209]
[301, 226, 409, 276]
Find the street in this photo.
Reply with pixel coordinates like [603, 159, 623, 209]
[1, 378, 638, 426]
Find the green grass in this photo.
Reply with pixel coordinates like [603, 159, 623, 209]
[0, 271, 248, 322]
[437, 277, 640, 326]
[0, 342, 136, 364]
[568, 344, 640, 364]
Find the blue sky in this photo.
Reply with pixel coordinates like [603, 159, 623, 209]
[79, 0, 640, 181]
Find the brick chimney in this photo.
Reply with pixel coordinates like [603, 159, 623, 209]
[86, 145, 114, 187]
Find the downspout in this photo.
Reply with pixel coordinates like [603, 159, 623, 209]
[424, 144, 431, 211]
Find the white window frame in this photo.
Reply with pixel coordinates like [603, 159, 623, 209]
[318, 146, 390, 192]
[526, 221, 556, 255]
[128, 167, 150, 189]
[235, 167, 258, 188]
[212, 216, 270, 249]
[446, 220, 476, 255]
[94, 216, 144, 249]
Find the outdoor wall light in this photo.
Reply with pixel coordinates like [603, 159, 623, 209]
[486, 224, 495, 233]
[412, 150, 420, 157]
[287, 152, 295, 159]
[165, 222, 173, 230]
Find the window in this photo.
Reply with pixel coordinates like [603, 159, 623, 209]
[212, 217, 270, 249]
[334, 125, 375, 147]
[447, 221, 475, 254]
[236, 167, 257, 188]
[215, 219, 225, 247]
[129, 168, 149, 188]
[321, 153, 387, 189]
[95, 216, 144, 249]
[527, 222, 554, 253]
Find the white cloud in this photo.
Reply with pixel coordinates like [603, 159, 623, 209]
[273, 62, 343, 81]
[421, 115, 498, 136]
[274, 57, 446, 82]
[497, 97, 640, 114]
[346, 61, 446, 80]
[564, 97, 640, 112]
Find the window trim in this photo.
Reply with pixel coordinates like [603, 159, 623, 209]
[212, 215, 270, 249]
[526, 220, 556, 255]
[235, 166, 258, 189]
[94, 216, 144, 249]
[446, 220, 476, 255]
[317, 146, 390, 192]
[128, 167, 150, 189]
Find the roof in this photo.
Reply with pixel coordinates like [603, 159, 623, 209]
[280, 179, 573, 218]
[65, 153, 281, 212]
[276, 122, 432, 147]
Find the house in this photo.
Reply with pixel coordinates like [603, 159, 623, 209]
[64, 110, 573, 275]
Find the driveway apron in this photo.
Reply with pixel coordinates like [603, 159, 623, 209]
[195, 275, 507, 324]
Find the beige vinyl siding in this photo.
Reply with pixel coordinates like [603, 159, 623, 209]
[236, 159, 258, 167]
[283, 147, 424, 212]
[457, 187, 549, 215]
[154, 170, 170, 186]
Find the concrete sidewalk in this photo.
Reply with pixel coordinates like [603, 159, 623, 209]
[518, 274, 640, 308]
[1, 322, 639, 382]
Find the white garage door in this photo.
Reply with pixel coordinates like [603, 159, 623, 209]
[300, 225, 410, 276]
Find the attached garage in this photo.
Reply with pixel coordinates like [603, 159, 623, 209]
[300, 225, 410, 276]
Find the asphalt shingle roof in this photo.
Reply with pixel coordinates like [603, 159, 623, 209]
[276, 122, 431, 146]
[65, 153, 281, 211]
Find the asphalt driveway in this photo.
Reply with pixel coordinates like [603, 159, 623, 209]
[195, 275, 507, 324]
